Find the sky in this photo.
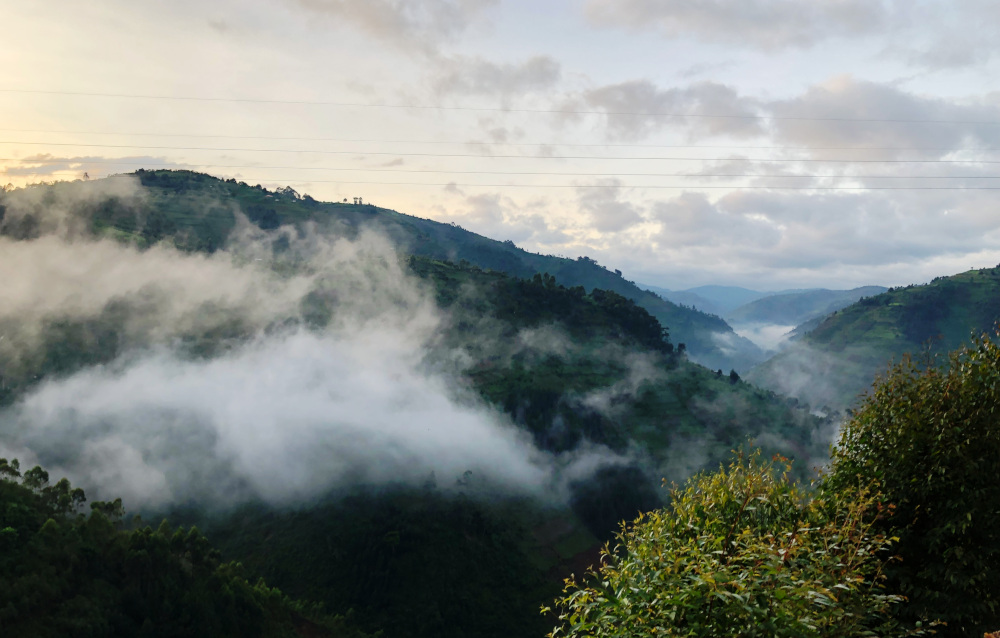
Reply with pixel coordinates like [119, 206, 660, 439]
[4, 0, 1000, 290]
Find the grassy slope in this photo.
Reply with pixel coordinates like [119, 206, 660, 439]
[749, 270, 1000, 410]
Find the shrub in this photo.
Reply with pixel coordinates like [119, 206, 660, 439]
[545, 452, 911, 637]
[828, 332, 1000, 636]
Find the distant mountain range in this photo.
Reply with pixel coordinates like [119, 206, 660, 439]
[726, 286, 888, 328]
[641, 284, 767, 317]
[641, 284, 888, 351]
[749, 270, 1000, 410]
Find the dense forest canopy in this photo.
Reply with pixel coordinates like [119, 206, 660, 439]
[0, 458, 369, 637]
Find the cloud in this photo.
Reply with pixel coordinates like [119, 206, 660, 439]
[290, 0, 496, 52]
[768, 75, 1000, 156]
[881, 0, 1000, 70]
[652, 192, 780, 249]
[583, 0, 1000, 70]
[564, 74, 1000, 159]
[0, 174, 148, 238]
[583, 0, 886, 50]
[651, 188, 1000, 272]
[746, 341, 875, 412]
[1, 155, 192, 185]
[446, 191, 551, 244]
[417, 73, 1000, 290]
[730, 322, 797, 352]
[678, 61, 736, 79]
[3, 329, 584, 507]
[576, 172, 1000, 292]
[571, 80, 764, 141]
[432, 55, 561, 98]
[576, 350, 663, 415]
[576, 178, 643, 232]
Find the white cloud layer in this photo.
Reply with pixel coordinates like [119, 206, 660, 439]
[4, 329, 576, 507]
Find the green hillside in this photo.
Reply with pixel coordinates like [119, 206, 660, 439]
[748, 269, 1000, 410]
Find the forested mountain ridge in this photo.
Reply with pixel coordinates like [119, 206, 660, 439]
[180, 258, 832, 638]
[642, 285, 771, 317]
[749, 267, 1000, 410]
[4, 169, 761, 371]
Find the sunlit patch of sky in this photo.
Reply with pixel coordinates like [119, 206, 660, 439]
[4, 0, 1000, 290]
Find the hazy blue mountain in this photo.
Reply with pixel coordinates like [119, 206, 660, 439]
[642, 285, 772, 317]
[686, 286, 770, 314]
[640, 284, 726, 317]
[726, 286, 888, 327]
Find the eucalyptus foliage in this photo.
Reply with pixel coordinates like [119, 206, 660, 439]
[829, 332, 1000, 636]
[545, 453, 912, 637]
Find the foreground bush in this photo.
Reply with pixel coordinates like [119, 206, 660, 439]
[545, 453, 912, 637]
[828, 333, 1000, 636]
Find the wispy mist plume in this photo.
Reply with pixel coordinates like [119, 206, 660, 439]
[0, 178, 618, 508]
[577, 350, 663, 415]
[730, 322, 797, 353]
[4, 330, 567, 507]
[0, 175, 145, 238]
[746, 341, 876, 413]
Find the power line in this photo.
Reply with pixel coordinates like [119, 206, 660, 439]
[5, 140, 1000, 163]
[131, 179, 1000, 190]
[4, 88, 1000, 125]
[1, 127, 997, 152]
[7, 170, 1000, 190]
[5, 156, 1000, 179]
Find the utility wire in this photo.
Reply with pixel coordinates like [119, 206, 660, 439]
[8, 169, 1000, 190]
[1, 127, 998, 152]
[4, 88, 1000, 125]
[124, 179, 1000, 190]
[5, 140, 1000, 163]
[5, 156, 1000, 179]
